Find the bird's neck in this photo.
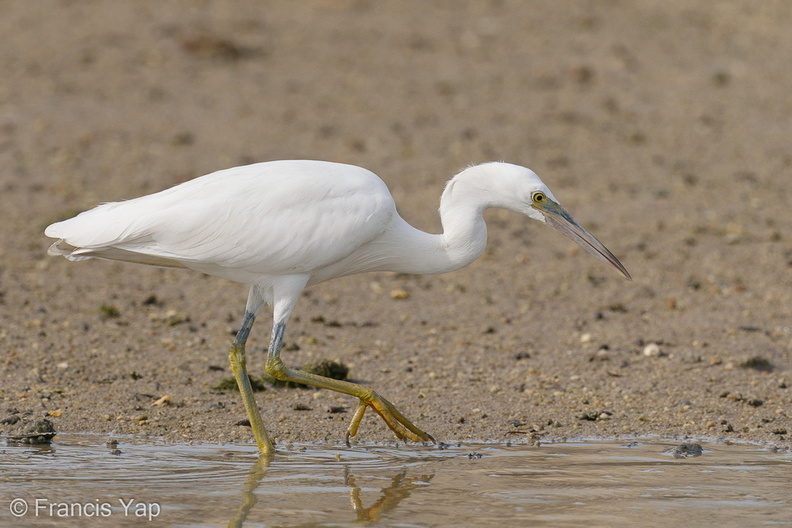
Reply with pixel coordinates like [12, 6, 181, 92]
[382, 176, 489, 275]
[437, 185, 489, 270]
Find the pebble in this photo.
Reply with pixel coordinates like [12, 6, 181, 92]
[643, 343, 662, 357]
[578, 410, 612, 421]
[670, 443, 703, 459]
[152, 395, 172, 407]
[6, 418, 57, 445]
[390, 288, 410, 300]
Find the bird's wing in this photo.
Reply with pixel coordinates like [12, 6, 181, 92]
[46, 161, 395, 276]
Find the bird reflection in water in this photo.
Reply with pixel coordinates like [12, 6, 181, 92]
[346, 467, 434, 522]
[227, 456, 434, 526]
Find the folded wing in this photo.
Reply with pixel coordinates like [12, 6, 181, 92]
[45, 161, 395, 280]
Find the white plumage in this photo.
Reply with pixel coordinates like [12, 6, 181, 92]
[46, 160, 630, 456]
[47, 161, 393, 279]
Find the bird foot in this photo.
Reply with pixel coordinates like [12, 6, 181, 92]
[345, 390, 435, 447]
[263, 356, 434, 447]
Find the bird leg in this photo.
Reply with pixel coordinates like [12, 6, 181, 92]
[228, 311, 275, 457]
[264, 322, 434, 446]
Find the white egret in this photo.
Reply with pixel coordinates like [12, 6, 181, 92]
[45, 160, 630, 456]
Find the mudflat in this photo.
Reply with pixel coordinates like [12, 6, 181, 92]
[1, 1, 789, 450]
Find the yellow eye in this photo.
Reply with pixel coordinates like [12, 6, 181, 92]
[531, 191, 546, 205]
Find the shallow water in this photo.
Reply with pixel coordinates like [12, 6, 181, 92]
[0, 434, 789, 527]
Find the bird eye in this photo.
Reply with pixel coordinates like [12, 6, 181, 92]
[532, 191, 546, 205]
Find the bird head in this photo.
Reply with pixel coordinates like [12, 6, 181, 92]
[450, 162, 631, 280]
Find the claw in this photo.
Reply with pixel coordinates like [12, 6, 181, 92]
[345, 391, 434, 446]
[263, 354, 434, 447]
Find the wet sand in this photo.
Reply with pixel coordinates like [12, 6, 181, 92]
[1, 1, 789, 450]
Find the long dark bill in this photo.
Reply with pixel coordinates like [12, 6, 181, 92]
[541, 200, 631, 280]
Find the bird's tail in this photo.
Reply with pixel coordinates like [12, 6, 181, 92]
[44, 205, 186, 269]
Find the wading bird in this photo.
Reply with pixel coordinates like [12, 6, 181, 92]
[46, 160, 630, 456]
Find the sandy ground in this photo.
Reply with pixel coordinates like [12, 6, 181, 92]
[1, 1, 790, 451]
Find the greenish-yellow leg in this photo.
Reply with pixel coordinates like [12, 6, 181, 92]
[229, 313, 275, 456]
[265, 322, 434, 446]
